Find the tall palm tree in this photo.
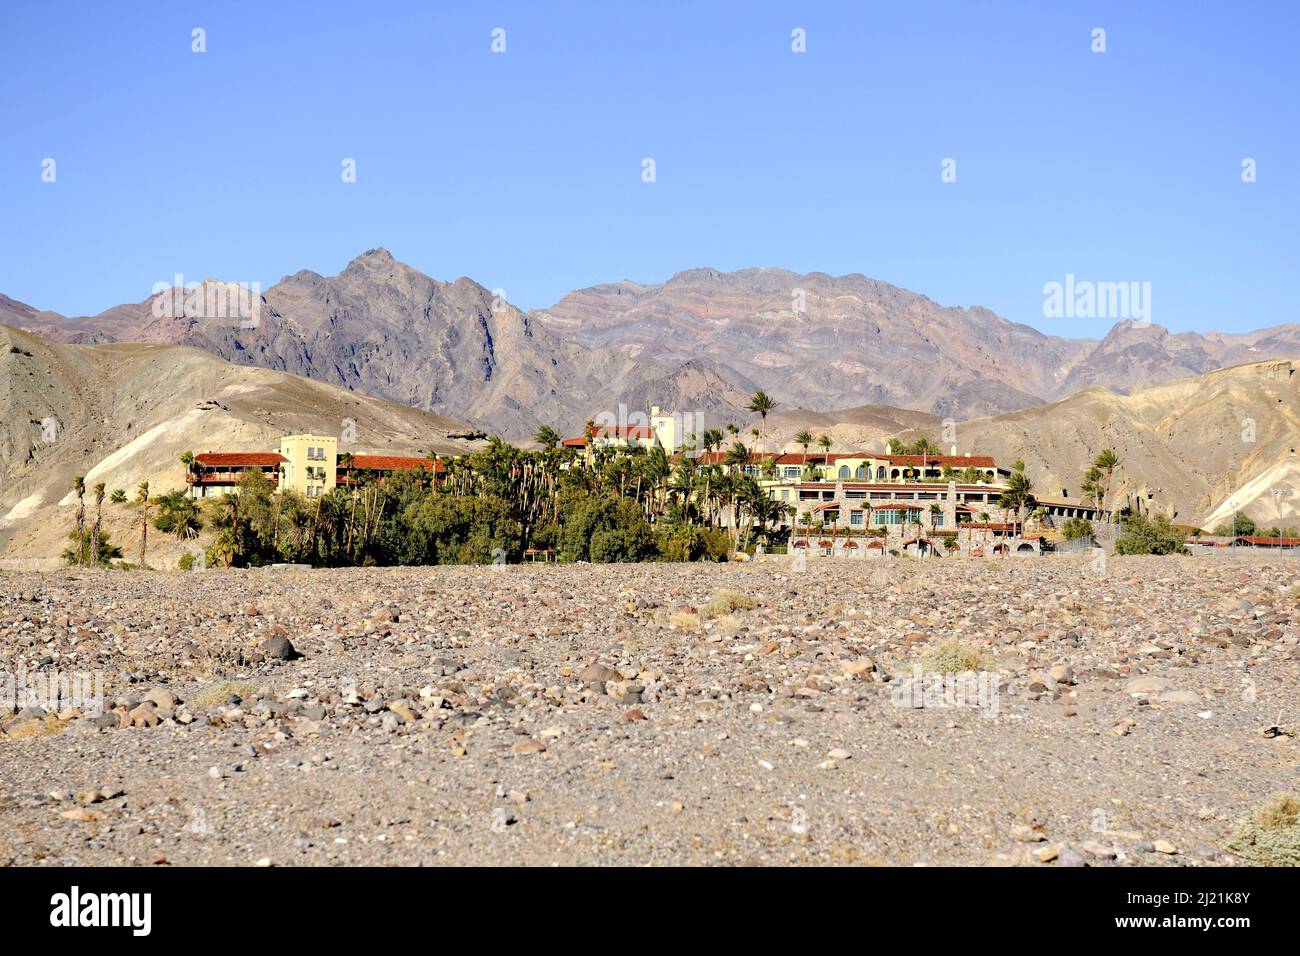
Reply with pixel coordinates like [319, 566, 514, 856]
[817, 434, 832, 478]
[135, 480, 152, 568]
[73, 476, 86, 566]
[998, 467, 1034, 539]
[794, 429, 813, 461]
[214, 491, 241, 563]
[745, 389, 778, 452]
[702, 428, 724, 461]
[91, 482, 106, 567]
[1091, 448, 1120, 524]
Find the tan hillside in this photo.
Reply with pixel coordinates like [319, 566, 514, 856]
[0, 325, 482, 565]
[915, 360, 1299, 528]
[763, 404, 942, 452]
[764, 359, 1300, 528]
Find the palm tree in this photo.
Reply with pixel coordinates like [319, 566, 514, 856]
[708, 428, 727, 460]
[1091, 448, 1120, 523]
[794, 429, 813, 461]
[134, 480, 152, 567]
[91, 482, 106, 567]
[724, 441, 751, 477]
[998, 467, 1034, 539]
[534, 424, 561, 450]
[155, 490, 203, 542]
[110, 488, 127, 504]
[745, 390, 778, 452]
[817, 434, 832, 477]
[179, 450, 196, 488]
[73, 476, 86, 566]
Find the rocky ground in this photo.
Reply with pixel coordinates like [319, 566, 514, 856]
[1, 554, 1297, 867]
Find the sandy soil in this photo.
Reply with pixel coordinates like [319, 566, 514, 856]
[1, 554, 1296, 866]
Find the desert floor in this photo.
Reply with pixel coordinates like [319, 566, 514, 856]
[1, 554, 1297, 866]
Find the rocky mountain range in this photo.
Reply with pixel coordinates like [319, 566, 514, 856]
[8, 250, 1300, 443]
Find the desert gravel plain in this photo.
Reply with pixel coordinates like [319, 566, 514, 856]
[1, 554, 1297, 867]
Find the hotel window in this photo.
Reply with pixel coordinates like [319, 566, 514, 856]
[933, 515, 944, 527]
[784, 466, 800, 478]
[780, 489, 789, 500]
[838, 465, 850, 479]
[875, 510, 901, 525]
[850, 511, 864, 527]
[855, 465, 866, 479]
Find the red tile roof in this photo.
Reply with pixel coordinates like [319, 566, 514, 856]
[1237, 536, 1300, 547]
[195, 452, 285, 467]
[345, 454, 435, 472]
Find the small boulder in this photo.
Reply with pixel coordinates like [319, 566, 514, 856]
[261, 636, 299, 661]
[579, 663, 622, 685]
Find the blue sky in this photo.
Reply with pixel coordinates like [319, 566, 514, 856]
[1, 1, 1295, 336]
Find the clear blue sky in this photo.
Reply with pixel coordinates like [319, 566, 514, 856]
[1, 1, 1295, 336]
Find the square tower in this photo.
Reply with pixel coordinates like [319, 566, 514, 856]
[279, 434, 338, 498]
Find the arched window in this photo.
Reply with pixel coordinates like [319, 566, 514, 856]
[855, 465, 866, 479]
[876, 466, 886, 480]
[838, 465, 850, 479]
[890, 469, 900, 479]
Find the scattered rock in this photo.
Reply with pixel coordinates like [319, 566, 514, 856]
[260, 636, 299, 661]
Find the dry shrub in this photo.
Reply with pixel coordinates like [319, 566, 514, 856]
[1226, 792, 1300, 866]
[669, 610, 702, 630]
[2, 716, 69, 740]
[919, 640, 989, 673]
[699, 588, 757, 620]
[194, 680, 258, 709]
